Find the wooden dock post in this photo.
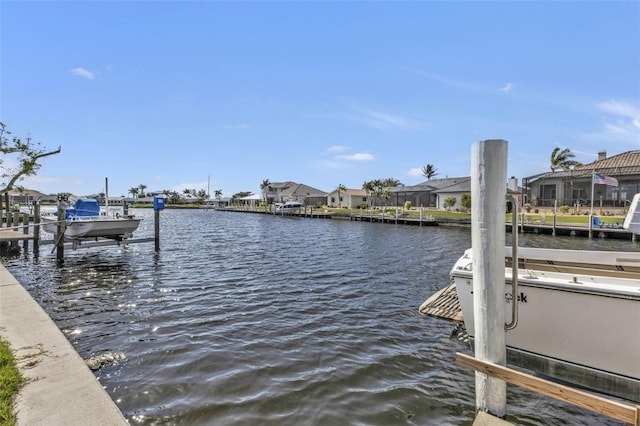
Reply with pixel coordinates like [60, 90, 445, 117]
[471, 139, 508, 418]
[11, 211, 20, 251]
[56, 198, 67, 261]
[33, 201, 40, 252]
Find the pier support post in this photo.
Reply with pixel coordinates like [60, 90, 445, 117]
[56, 199, 67, 262]
[471, 139, 508, 418]
[34, 201, 40, 253]
[154, 209, 160, 253]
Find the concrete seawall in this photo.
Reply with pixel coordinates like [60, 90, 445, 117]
[0, 265, 128, 425]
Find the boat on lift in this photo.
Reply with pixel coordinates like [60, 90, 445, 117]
[42, 198, 142, 240]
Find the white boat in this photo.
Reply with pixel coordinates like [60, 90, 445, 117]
[448, 194, 640, 402]
[42, 198, 142, 240]
[275, 200, 303, 213]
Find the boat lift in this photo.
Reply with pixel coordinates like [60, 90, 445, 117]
[1, 195, 164, 261]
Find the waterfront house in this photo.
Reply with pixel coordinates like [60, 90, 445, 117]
[326, 188, 368, 208]
[390, 177, 471, 209]
[263, 181, 327, 206]
[523, 150, 640, 211]
[390, 176, 520, 211]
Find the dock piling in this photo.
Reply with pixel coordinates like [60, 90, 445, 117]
[471, 139, 508, 418]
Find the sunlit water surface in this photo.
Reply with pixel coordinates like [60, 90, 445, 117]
[4, 209, 635, 425]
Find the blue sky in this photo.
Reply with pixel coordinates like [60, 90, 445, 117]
[1, 1, 639, 198]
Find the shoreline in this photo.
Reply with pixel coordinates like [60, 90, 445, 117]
[214, 207, 638, 241]
[0, 265, 128, 425]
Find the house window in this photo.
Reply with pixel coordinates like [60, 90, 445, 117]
[538, 184, 556, 206]
[331, 197, 335, 203]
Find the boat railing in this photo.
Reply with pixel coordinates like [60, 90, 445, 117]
[505, 195, 519, 331]
[506, 256, 640, 280]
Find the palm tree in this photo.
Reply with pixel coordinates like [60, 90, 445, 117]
[363, 179, 385, 208]
[336, 184, 347, 208]
[382, 178, 401, 188]
[167, 191, 180, 204]
[260, 179, 271, 204]
[128, 187, 139, 199]
[362, 181, 375, 208]
[138, 184, 148, 198]
[550, 147, 582, 172]
[214, 189, 222, 200]
[421, 164, 438, 180]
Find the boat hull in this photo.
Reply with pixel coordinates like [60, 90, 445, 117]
[451, 247, 640, 401]
[275, 202, 303, 213]
[42, 216, 142, 240]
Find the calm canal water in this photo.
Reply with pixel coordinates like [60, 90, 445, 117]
[4, 209, 635, 425]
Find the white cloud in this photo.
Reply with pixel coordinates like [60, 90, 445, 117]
[405, 68, 482, 92]
[336, 153, 375, 161]
[407, 167, 424, 177]
[500, 82, 513, 93]
[597, 100, 640, 121]
[585, 99, 640, 143]
[583, 100, 640, 149]
[70, 67, 95, 80]
[340, 100, 420, 132]
[348, 107, 418, 132]
[327, 145, 349, 153]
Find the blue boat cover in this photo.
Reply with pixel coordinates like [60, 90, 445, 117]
[66, 198, 101, 219]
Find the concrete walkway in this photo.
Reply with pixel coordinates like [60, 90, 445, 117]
[0, 265, 128, 425]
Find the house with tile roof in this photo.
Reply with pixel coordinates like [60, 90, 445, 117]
[523, 150, 640, 209]
[262, 181, 327, 206]
[389, 177, 472, 209]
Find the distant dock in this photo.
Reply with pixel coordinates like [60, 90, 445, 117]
[216, 207, 638, 240]
[511, 221, 635, 240]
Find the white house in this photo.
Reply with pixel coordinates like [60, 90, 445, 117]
[326, 188, 368, 208]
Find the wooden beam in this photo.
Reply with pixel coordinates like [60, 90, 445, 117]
[456, 352, 640, 425]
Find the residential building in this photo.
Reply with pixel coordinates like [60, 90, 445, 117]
[523, 150, 640, 209]
[262, 181, 327, 206]
[326, 188, 368, 208]
[390, 177, 471, 209]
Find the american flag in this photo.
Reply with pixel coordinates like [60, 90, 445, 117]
[594, 172, 618, 187]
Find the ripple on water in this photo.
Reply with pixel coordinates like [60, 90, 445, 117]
[4, 209, 633, 425]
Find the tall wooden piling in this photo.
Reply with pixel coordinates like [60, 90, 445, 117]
[33, 202, 41, 252]
[471, 139, 508, 418]
[56, 200, 67, 261]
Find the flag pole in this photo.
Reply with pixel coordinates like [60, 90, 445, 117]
[589, 170, 596, 238]
[590, 169, 595, 217]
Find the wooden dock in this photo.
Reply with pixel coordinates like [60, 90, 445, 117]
[511, 222, 634, 240]
[0, 229, 35, 241]
[217, 207, 639, 240]
[418, 281, 463, 322]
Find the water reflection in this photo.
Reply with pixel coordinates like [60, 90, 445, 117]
[4, 209, 633, 425]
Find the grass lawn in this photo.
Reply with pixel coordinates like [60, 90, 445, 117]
[0, 338, 22, 426]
